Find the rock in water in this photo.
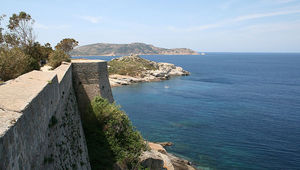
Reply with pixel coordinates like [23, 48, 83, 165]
[157, 142, 174, 147]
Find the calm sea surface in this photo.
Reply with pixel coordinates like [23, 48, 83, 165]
[74, 53, 300, 169]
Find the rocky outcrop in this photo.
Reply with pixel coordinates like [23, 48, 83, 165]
[108, 55, 190, 87]
[71, 42, 199, 56]
[157, 142, 174, 147]
[167, 153, 195, 170]
[140, 142, 196, 170]
[139, 150, 165, 169]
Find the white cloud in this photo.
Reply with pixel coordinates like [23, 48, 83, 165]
[232, 9, 300, 22]
[79, 16, 102, 24]
[167, 9, 300, 32]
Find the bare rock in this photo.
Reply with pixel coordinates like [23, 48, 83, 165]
[144, 142, 196, 170]
[148, 142, 167, 154]
[157, 142, 173, 147]
[139, 150, 164, 169]
[167, 153, 196, 170]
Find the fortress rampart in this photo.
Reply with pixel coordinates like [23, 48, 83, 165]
[0, 60, 113, 170]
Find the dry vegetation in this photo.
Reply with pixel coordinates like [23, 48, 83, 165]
[108, 55, 157, 77]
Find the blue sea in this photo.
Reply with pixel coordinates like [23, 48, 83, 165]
[74, 53, 300, 169]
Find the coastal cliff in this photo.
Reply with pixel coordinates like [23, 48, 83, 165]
[70, 42, 199, 56]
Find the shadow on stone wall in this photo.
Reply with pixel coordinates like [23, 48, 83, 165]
[71, 60, 117, 169]
[83, 106, 117, 169]
[73, 84, 117, 169]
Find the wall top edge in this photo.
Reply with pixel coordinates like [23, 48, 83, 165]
[71, 59, 106, 63]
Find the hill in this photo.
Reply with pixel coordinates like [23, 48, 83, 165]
[70, 42, 199, 56]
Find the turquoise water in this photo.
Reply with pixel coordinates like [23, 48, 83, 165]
[74, 53, 300, 169]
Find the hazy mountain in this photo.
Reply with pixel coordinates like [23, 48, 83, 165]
[70, 42, 199, 56]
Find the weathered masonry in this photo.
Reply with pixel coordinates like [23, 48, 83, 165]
[0, 60, 113, 170]
[72, 60, 114, 116]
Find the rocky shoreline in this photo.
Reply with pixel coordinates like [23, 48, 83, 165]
[108, 55, 190, 87]
[140, 142, 196, 170]
[107, 55, 196, 169]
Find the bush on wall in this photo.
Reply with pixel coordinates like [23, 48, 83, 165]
[48, 49, 70, 69]
[83, 96, 147, 169]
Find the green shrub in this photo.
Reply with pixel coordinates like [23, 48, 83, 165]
[84, 96, 146, 169]
[0, 47, 39, 81]
[48, 49, 70, 69]
[23, 42, 53, 62]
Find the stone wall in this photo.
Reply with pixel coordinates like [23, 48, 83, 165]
[72, 60, 114, 116]
[0, 60, 114, 170]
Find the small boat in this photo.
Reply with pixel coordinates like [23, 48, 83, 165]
[201, 52, 206, 55]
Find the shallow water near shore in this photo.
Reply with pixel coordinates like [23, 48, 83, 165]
[74, 53, 300, 169]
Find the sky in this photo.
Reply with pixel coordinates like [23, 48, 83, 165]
[1, 0, 300, 52]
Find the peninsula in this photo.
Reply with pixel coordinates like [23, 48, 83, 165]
[70, 42, 199, 56]
[107, 54, 190, 87]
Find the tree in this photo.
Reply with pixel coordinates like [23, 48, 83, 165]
[3, 33, 19, 47]
[40, 43, 53, 60]
[0, 11, 77, 81]
[0, 12, 41, 81]
[23, 42, 53, 62]
[48, 49, 70, 69]
[0, 14, 5, 45]
[0, 47, 38, 81]
[55, 38, 78, 54]
[7, 11, 35, 47]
